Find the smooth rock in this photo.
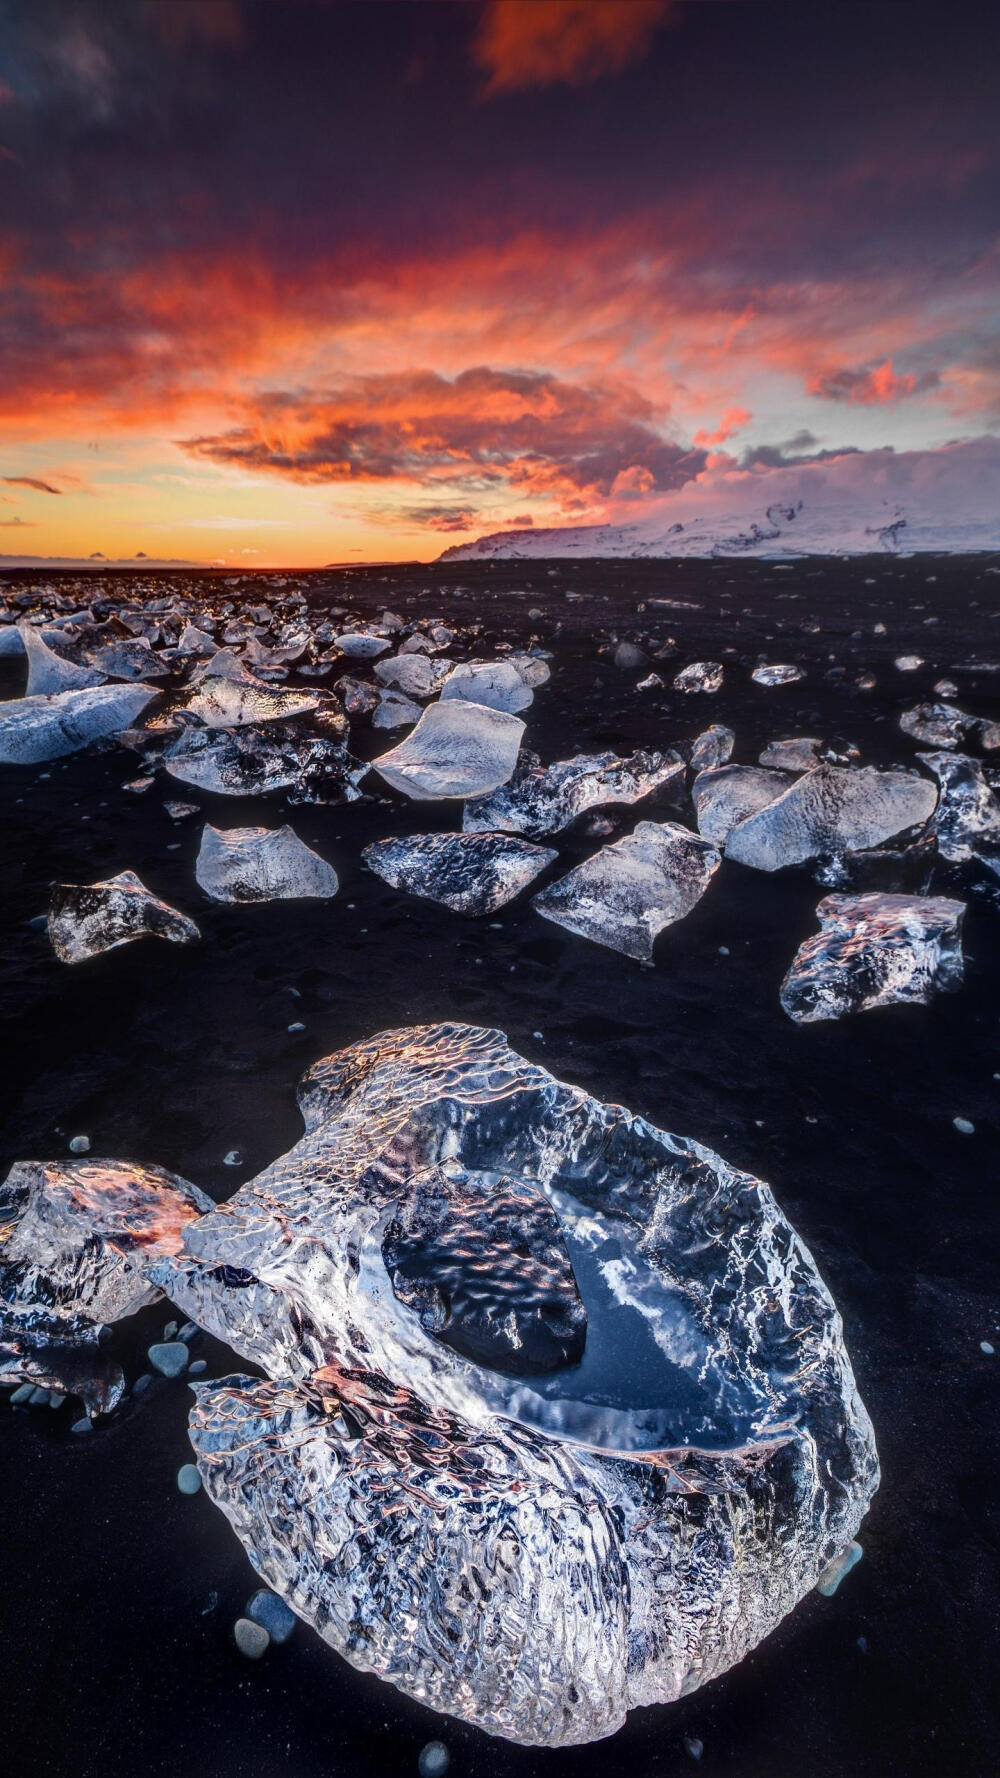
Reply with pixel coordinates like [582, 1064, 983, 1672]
[234, 1617, 270, 1660]
[246, 1588, 296, 1644]
[148, 1342, 189, 1378]
[816, 1541, 863, 1597]
[418, 1743, 450, 1778]
[177, 1463, 202, 1494]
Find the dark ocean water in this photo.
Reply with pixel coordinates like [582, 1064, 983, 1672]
[1, 555, 998, 1778]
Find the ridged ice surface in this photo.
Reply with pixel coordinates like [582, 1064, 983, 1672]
[533, 820, 720, 959]
[0, 1024, 878, 1746]
[195, 824, 339, 903]
[463, 747, 683, 839]
[780, 892, 966, 1023]
[363, 831, 556, 914]
[725, 764, 938, 871]
[917, 751, 1000, 868]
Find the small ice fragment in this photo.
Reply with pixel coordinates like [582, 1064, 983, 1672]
[418, 1744, 450, 1778]
[894, 655, 923, 671]
[373, 700, 525, 801]
[246, 1589, 296, 1644]
[953, 1116, 975, 1135]
[980, 1341, 995, 1355]
[673, 661, 723, 694]
[780, 894, 965, 1024]
[751, 663, 803, 686]
[195, 824, 338, 903]
[47, 871, 200, 963]
[363, 832, 556, 916]
[689, 725, 734, 773]
[533, 821, 720, 960]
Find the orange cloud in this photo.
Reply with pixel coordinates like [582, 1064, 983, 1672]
[807, 359, 938, 405]
[692, 405, 751, 446]
[474, 0, 675, 94]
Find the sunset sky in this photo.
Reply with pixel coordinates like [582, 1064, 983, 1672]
[0, 0, 997, 565]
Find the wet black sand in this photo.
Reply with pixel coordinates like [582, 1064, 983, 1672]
[1, 555, 999, 1778]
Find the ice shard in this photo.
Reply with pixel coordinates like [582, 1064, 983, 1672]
[758, 737, 823, 771]
[780, 892, 966, 1023]
[463, 747, 683, 839]
[372, 699, 525, 800]
[163, 725, 365, 804]
[673, 661, 723, 693]
[363, 831, 557, 914]
[1, 1024, 878, 1745]
[195, 824, 339, 903]
[0, 683, 159, 765]
[373, 654, 452, 699]
[693, 765, 793, 846]
[751, 663, 803, 686]
[174, 673, 322, 730]
[440, 659, 535, 714]
[47, 870, 201, 962]
[725, 764, 937, 871]
[89, 637, 170, 680]
[916, 751, 1000, 868]
[372, 689, 424, 728]
[689, 725, 735, 773]
[533, 821, 720, 959]
[899, 703, 976, 748]
[18, 623, 106, 695]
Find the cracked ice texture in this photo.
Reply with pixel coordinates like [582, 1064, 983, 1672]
[724, 764, 937, 871]
[780, 892, 965, 1023]
[373, 700, 525, 800]
[47, 870, 200, 962]
[533, 820, 720, 959]
[463, 748, 683, 840]
[163, 725, 364, 803]
[2, 1026, 878, 1746]
[363, 832, 556, 915]
[917, 752, 1000, 868]
[0, 683, 159, 765]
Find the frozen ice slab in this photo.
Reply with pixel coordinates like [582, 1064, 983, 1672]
[176, 673, 322, 730]
[0, 683, 159, 765]
[725, 764, 937, 871]
[90, 637, 170, 680]
[18, 623, 106, 695]
[195, 824, 339, 903]
[464, 747, 683, 839]
[780, 892, 965, 1023]
[693, 764, 793, 846]
[533, 820, 720, 959]
[372, 689, 423, 728]
[335, 632, 391, 659]
[440, 659, 535, 714]
[47, 870, 201, 963]
[373, 654, 452, 699]
[759, 736, 823, 771]
[751, 663, 803, 686]
[689, 724, 734, 773]
[163, 724, 365, 803]
[505, 651, 551, 688]
[900, 703, 976, 748]
[373, 699, 525, 800]
[917, 751, 1000, 868]
[363, 831, 556, 914]
[2, 1023, 878, 1745]
[673, 660, 723, 693]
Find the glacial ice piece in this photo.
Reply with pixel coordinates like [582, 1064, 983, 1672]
[758, 737, 823, 772]
[693, 765, 793, 846]
[463, 747, 683, 839]
[725, 765, 937, 872]
[533, 821, 720, 959]
[440, 660, 534, 714]
[899, 703, 974, 748]
[18, 623, 106, 695]
[673, 661, 723, 694]
[363, 832, 557, 914]
[373, 689, 424, 729]
[751, 663, 803, 686]
[47, 870, 201, 963]
[176, 673, 322, 730]
[689, 725, 735, 773]
[163, 725, 364, 804]
[0, 683, 159, 765]
[373, 700, 524, 801]
[90, 638, 170, 680]
[373, 654, 452, 699]
[917, 751, 1000, 868]
[780, 892, 966, 1023]
[195, 824, 339, 903]
[505, 651, 551, 689]
[4, 1024, 876, 1744]
[336, 633, 391, 659]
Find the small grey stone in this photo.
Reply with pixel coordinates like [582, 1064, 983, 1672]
[11, 1383, 34, 1405]
[953, 1116, 975, 1135]
[148, 1341, 188, 1378]
[233, 1617, 270, 1660]
[189, 1359, 208, 1374]
[68, 1135, 91, 1154]
[71, 1415, 93, 1434]
[177, 1464, 202, 1495]
[418, 1742, 450, 1778]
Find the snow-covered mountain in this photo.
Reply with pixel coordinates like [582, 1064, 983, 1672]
[440, 438, 1000, 561]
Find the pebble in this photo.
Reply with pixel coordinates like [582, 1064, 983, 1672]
[132, 1372, 154, 1395]
[287, 1022, 306, 1033]
[816, 1540, 863, 1596]
[147, 1341, 188, 1378]
[246, 1588, 296, 1644]
[177, 1321, 198, 1342]
[223, 1149, 243, 1167]
[68, 1135, 91, 1154]
[163, 1320, 178, 1339]
[981, 1341, 995, 1356]
[177, 1464, 202, 1495]
[11, 1382, 34, 1405]
[684, 1735, 704, 1762]
[233, 1617, 270, 1660]
[418, 1742, 450, 1778]
[189, 1359, 208, 1375]
[71, 1415, 93, 1435]
[953, 1116, 975, 1135]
